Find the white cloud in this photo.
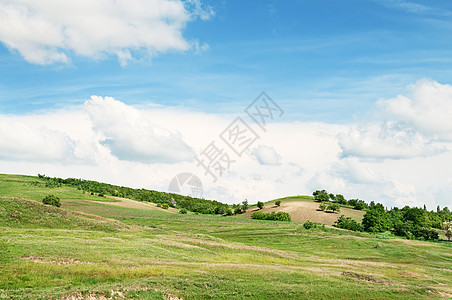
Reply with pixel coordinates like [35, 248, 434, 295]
[0, 0, 213, 65]
[0, 117, 76, 162]
[251, 145, 282, 166]
[339, 122, 444, 159]
[84, 95, 195, 164]
[378, 79, 452, 140]
[1, 81, 451, 210]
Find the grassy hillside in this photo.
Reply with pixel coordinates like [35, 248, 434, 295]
[1, 174, 452, 299]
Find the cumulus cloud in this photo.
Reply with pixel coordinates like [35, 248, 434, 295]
[0, 0, 213, 65]
[0, 118, 76, 162]
[251, 145, 282, 165]
[339, 122, 443, 159]
[378, 79, 452, 140]
[84, 95, 195, 164]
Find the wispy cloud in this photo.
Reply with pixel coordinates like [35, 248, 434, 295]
[374, 0, 452, 16]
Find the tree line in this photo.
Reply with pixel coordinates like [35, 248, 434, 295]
[313, 189, 452, 241]
[37, 174, 247, 216]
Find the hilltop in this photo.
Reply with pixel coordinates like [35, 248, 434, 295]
[1, 173, 451, 299]
[237, 196, 365, 225]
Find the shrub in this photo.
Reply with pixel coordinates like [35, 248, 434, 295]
[179, 208, 188, 214]
[225, 209, 233, 216]
[257, 201, 264, 209]
[319, 202, 327, 211]
[327, 203, 341, 213]
[335, 215, 363, 232]
[42, 195, 61, 207]
[161, 203, 169, 209]
[275, 200, 281, 206]
[234, 207, 243, 215]
[251, 211, 291, 222]
[303, 220, 316, 229]
[444, 222, 452, 241]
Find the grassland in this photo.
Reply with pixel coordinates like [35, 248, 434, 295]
[1, 174, 451, 299]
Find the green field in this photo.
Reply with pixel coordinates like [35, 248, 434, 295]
[1, 174, 451, 299]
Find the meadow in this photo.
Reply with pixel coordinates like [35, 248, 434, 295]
[0, 174, 451, 299]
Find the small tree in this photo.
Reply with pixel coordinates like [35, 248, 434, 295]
[319, 202, 327, 211]
[313, 190, 329, 202]
[257, 201, 264, 209]
[335, 194, 346, 204]
[444, 222, 452, 241]
[275, 200, 281, 207]
[327, 203, 341, 213]
[242, 200, 249, 212]
[42, 195, 61, 207]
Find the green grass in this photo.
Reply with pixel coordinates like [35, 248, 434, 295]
[0, 174, 119, 202]
[1, 174, 451, 299]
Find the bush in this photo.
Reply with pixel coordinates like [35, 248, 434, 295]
[327, 203, 341, 213]
[251, 211, 291, 222]
[257, 201, 264, 209]
[303, 220, 316, 229]
[179, 208, 188, 214]
[275, 200, 281, 206]
[161, 203, 169, 209]
[234, 207, 243, 215]
[42, 195, 61, 207]
[319, 202, 327, 211]
[444, 222, 452, 241]
[335, 215, 363, 232]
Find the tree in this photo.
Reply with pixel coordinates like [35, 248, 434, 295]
[313, 190, 329, 202]
[257, 201, 264, 209]
[362, 207, 391, 233]
[319, 202, 327, 211]
[42, 195, 61, 207]
[242, 200, 249, 212]
[335, 194, 346, 204]
[327, 203, 340, 213]
[335, 215, 363, 232]
[443, 222, 452, 242]
[329, 193, 336, 201]
[275, 200, 281, 206]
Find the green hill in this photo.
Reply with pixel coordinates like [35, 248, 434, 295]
[1, 174, 451, 299]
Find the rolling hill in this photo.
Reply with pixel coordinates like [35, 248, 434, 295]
[1, 173, 451, 299]
[237, 197, 365, 225]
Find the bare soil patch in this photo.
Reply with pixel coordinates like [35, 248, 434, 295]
[239, 198, 365, 225]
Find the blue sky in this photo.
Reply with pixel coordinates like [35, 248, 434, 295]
[2, 0, 452, 120]
[1, 0, 452, 208]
